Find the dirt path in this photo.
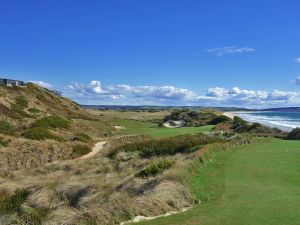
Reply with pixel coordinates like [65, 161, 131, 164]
[80, 141, 107, 159]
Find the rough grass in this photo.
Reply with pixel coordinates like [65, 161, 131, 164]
[73, 133, 92, 143]
[73, 144, 91, 156]
[0, 189, 30, 214]
[0, 120, 13, 135]
[137, 160, 174, 177]
[35, 116, 70, 129]
[23, 127, 59, 141]
[138, 138, 300, 225]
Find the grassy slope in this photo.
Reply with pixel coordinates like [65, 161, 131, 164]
[139, 138, 300, 225]
[110, 118, 214, 139]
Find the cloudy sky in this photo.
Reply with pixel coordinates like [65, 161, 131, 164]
[1, 0, 300, 108]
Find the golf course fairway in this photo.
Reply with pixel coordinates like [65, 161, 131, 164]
[138, 138, 300, 225]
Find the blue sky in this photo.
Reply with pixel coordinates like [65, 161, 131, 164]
[1, 0, 300, 107]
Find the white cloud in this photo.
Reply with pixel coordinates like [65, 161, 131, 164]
[294, 57, 300, 63]
[63, 80, 300, 107]
[207, 46, 255, 56]
[30, 81, 54, 89]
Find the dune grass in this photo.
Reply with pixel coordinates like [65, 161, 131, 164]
[138, 138, 300, 225]
[110, 118, 214, 139]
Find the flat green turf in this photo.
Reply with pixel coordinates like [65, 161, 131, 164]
[138, 138, 300, 225]
[110, 118, 214, 139]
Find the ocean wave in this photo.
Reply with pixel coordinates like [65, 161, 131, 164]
[234, 112, 300, 131]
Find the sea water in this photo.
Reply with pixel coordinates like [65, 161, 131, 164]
[233, 111, 300, 132]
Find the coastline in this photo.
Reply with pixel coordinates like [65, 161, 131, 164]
[223, 111, 298, 132]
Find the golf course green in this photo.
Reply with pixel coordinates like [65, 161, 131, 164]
[110, 118, 214, 139]
[138, 138, 300, 225]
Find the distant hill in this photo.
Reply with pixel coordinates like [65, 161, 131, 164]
[81, 105, 251, 112]
[262, 107, 300, 112]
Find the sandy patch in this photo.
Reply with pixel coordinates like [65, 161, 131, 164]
[163, 120, 185, 128]
[120, 207, 191, 225]
[80, 141, 107, 159]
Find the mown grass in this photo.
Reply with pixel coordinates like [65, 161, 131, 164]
[109, 118, 214, 139]
[138, 138, 300, 225]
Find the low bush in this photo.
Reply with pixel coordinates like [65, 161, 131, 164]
[73, 144, 91, 156]
[137, 160, 174, 177]
[28, 107, 40, 114]
[118, 134, 222, 158]
[15, 96, 28, 109]
[0, 137, 10, 147]
[10, 103, 32, 118]
[18, 208, 49, 225]
[35, 116, 70, 129]
[287, 128, 300, 140]
[73, 133, 91, 143]
[0, 120, 13, 135]
[0, 189, 29, 214]
[209, 115, 231, 125]
[23, 127, 59, 141]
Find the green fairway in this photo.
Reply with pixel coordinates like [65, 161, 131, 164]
[138, 138, 300, 225]
[110, 118, 214, 139]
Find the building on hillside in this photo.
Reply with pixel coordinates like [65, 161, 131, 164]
[0, 78, 25, 87]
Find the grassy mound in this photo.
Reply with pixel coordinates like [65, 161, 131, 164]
[73, 144, 91, 156]
[137, 160, 174, 177]
[73, 133, 91, 143]
[287, 128, 300, 140]
[23, 127, 59, 141]
[118, 134, 222, 158]
[35, 116, 70, 129]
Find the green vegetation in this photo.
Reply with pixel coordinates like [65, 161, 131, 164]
[208, 115, 231, 125]
[137, 160, 174, 177]
[73, 144, 91, 156]
[118, 134, 222, 158]
[287, 128, 300, 140]
[15, 96, 28, 109]
[0, 189, 29, 214]
[28, 107, 41, 114]
[164, 109, 219, 127]
[110, 118, 214, 139]
[0, 120, 13, 135]
[138, 138, 300, 225]
[18, 208, 49, 225]
[0, 137, 10, 147]
[23, 127, 59, 141]
[35, 116, 70, 129]
[73, 132, 92, 143]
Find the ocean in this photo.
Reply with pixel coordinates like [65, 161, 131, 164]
[233, 111, 300, 132]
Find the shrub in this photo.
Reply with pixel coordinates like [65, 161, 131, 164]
[73, 144, 91, 156]
[28, 107, 40, 114]
[10, 103, 32, 118]
[23, 127, 58, 140]
[0, 137, 10, 147]
[137, 160, 174, 177]
[118, 134, 222, 158]
[0, 120, 13, 134]
[209, 115, 231, 125]
[0, 189, 29, 214]
[287, 128, 300, 140]
[73, 133, 91, 143]
[18, 208, 49, 225]
[15, 96, 28, 109]
[35, 116, 70, 129]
